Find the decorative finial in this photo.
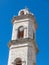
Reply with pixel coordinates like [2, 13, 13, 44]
[25, 6, 29, 11]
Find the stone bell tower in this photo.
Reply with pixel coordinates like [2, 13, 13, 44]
[8, 8, 38, 65]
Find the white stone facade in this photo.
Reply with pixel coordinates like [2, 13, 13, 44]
[8, 42, 36, 65]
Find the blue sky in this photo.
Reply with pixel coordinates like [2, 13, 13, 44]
[0, 0, 49, 65]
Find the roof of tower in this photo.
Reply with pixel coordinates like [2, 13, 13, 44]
[18, 8, 34, 16]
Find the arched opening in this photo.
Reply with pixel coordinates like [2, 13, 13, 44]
[14, 58, 22, 65]
[20, 11, 24, 15]
[18, 26, 24, 38]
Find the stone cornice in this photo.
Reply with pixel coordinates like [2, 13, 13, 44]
[8, 38, 38, 53]
[12, 14, 36, 24]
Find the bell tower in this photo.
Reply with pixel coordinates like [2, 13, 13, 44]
[8, 8, 38, 65]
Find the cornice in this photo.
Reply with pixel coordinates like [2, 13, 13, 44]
[8, 38, 38, 53]
[12, 14, 35, 24]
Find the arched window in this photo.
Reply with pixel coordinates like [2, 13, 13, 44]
[18, 26, 24, 38]
[14, 58, 22, 65]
